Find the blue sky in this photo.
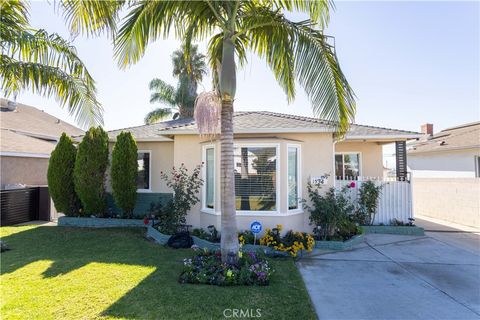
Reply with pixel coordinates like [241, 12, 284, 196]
[12, 1, 480, 135]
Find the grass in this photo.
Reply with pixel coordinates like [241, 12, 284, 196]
[1, 226, 316, 319]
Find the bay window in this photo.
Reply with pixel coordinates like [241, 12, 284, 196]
[234, 146, 278, 212]
[335, 153, 361, 180]
[137, 151, 151, 191]
[288, 146, 300, 210]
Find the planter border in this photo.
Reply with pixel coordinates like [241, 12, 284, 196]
[314, 234, 365, 250]
[360, 225, 425, 236]
[58, 216, 145, 228]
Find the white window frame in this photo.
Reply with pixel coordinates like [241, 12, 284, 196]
[335, 152, 362, 179]
[287, 144, 302, 213]
[475, 156, 480, 178]
[234, 143, 281, 215]
[201, 144, 216, 214]
[137, 150, 152, 193]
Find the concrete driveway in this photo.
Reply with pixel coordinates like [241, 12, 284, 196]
[297, 223, 480, 319]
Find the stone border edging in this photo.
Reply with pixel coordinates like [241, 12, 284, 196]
[360, 225, 425, 236]
[314, 234, 365, 250]
[58, 216, 145, 228]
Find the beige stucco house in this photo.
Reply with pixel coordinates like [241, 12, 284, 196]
[0, 98, 84, 188]
[106, 111, 421, 232]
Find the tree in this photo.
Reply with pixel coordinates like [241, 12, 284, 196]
[47, 133, 80, 216]
[145, 45, 207, 123]
[74, 127, 109, 215]
[111, 132, 138, 217]
[57, 0, 355, 262]
[0, 0, 103, 128]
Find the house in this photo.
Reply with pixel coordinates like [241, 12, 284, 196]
[408, 122, 480, 178]
[0, 98, 84, 188]
[105, 111, 421, 232]
[408, 122, 480, 228]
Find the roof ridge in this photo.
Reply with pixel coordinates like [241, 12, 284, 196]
[441, 121, 480, 132]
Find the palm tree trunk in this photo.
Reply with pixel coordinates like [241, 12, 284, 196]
[220, 98, 239, 263]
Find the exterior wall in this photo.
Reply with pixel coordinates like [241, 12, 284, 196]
[408, 148, 480, 178]
[412, 177, 480, 228]
[0, 156, 49, 186]
[106, 141, 174, 194]
[335, 141, 384, 177]
[173, 133, 335, 233]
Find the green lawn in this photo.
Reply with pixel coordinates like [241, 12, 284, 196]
[1, 226, 316, 319]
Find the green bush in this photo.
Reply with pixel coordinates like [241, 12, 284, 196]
[111, 132, 138, 217]
[74, 127, 109, 216]
[47, 133, 80, 216]
[355, 181, 382, 225]
[306, 183, 357, 241]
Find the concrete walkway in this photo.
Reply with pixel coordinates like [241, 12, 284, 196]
[298, 231, 480, 319]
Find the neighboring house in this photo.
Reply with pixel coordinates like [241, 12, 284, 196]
[0, 98, 84, 188]
[408, 122, 480, 178]
[105, 111, 421, 232]
[408, 122, 480, 228]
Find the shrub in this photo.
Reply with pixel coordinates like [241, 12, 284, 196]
[111, 132, 138, 217]
[153, 164, 203, 233]
[179, 248, 274, 286]
[306, 183, 358, 241]
[74, 127, 109, 216]
[355, 181, 382, 225]
[192, 226, 220, 243]
[47, 133, 80, 215]
[259, 225, 315, 257]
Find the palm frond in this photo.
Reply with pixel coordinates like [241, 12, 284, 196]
[144, 108, 173, 124]
[59, 0, 125, 37]
[271, 0, 332, 28]
[148, 78, 177, 106]
[0, 55, 103, 128]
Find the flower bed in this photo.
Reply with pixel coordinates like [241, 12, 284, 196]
[179, 248, 274, 286]
[259, 225, 315, 257]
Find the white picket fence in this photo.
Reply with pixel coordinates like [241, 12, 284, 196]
[335, 177, 413, 225]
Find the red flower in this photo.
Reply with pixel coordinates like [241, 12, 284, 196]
[143, 217, 149, 225]
[350, 182, 356, 188]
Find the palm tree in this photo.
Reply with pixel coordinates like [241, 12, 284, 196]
[57, 0, 355, 262]
[0, 1, 102, 128]
[145, 45, 207, 124]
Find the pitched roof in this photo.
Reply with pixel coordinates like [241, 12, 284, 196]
[408, 121, 480, 154]
[1, 98, 83, 156]
[1, 98, 84, 140]
[107, 111, 420, 141]
[0, 129, 54, 156]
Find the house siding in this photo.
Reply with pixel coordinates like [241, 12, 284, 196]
[1, 156, 49, 187]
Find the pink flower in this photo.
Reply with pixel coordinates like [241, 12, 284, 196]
[350, 181, 356, 188]
[143, 217, 149, 225]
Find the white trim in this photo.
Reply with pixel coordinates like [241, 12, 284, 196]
[344, 134, 423, 140]
[201, 144, 216, 214]
[287, 144, 302, 212]
[137, 150, 152, 192]
[335, 151, 363, 179]
[159, 128, 335, 135]
[233, 143, 281, 214]
[0, 151, 50, 158]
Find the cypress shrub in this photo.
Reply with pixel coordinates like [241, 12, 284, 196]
[47, 133, 80, 215]
[74, 126, 109, 216]
[111, 132, 138, 217]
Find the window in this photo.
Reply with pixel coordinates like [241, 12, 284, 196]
[137, 151, 150, 190]
[288, 146, 300, 210]
[475, 156, 480, 178]
[205, 147, 215, 209]
[335, 153, 360, 180]
[234, 146, 277, 211]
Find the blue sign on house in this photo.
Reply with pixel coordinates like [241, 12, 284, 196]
[250, 221, 262, 234]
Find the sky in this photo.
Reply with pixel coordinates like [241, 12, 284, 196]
[9, 1, 480, 137]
